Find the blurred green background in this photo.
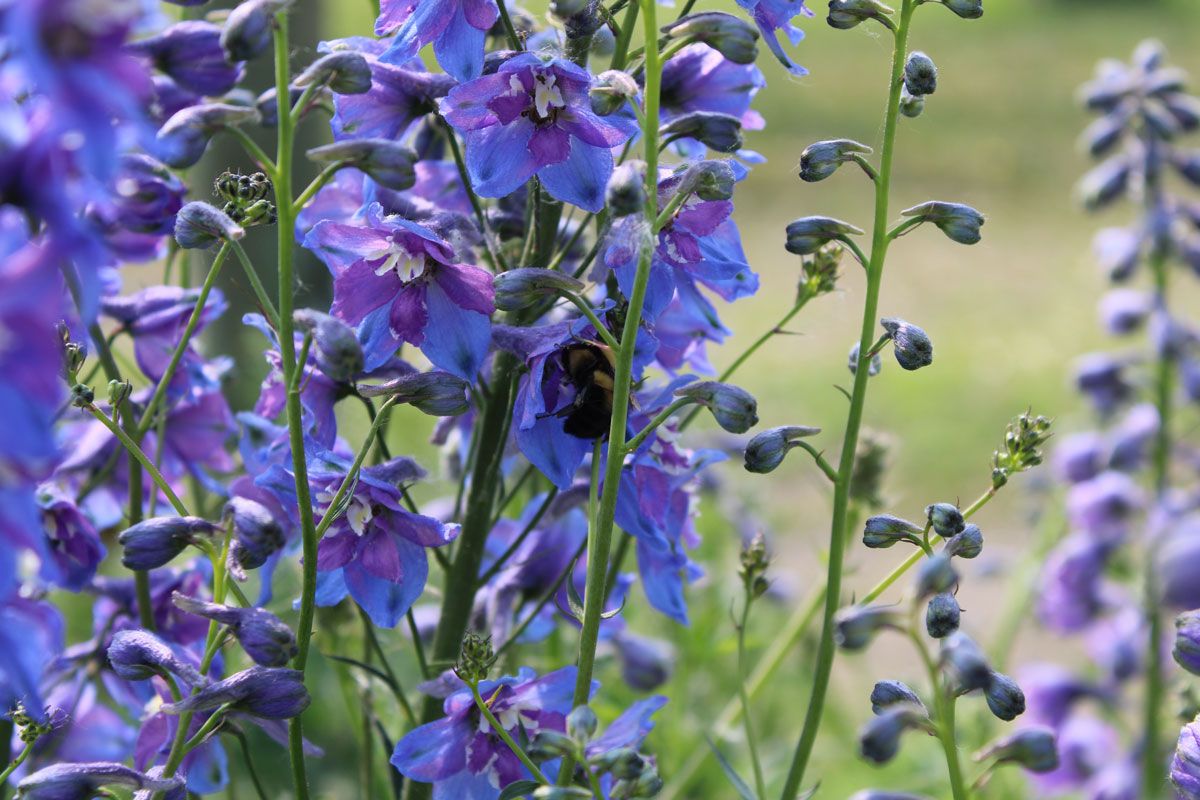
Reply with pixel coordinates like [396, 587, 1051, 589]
[121, 0, 1200, 797]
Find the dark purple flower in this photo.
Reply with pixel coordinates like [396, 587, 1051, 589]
[100, 285, 227, 386]
[440, 54, 638, 212]
[172, 594, 297, 667]
[375, 0, 499, 82]
[1157, 518, 1200, 610]
[1075, 353, 1132, 416]
[1066, 471, 1143, 542]
[1173, 717, 1200, 799]
[305, 202, 494, 378]
[390, 666, 582, 798]
[1018, 663, 1103, 728]
[37, 484, 105, 591]
[162, 666, 310, 719]
[331, 51, 455, 142]
[734, 0, 811, 76]
[309, 455, 459, 628]
[107, 629, 206, 687]
[660, 43, 765, 158]
[1038, 534, 1112, 632]
[1053, 432, 1107, 484]
[127, 21, 243, 96]
[16, 762, 181, 800]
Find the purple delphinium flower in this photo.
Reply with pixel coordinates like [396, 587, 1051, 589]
[0, 597, 63, 722]
[1037, 534, 1112, 633]
[1029, 714, 1122, 796]
[100, 286, 227, 387]
[604, 167, 758, 324]
[1065, 470, 1143, 543]
[1018, 663, 1104, 728]
[734, 0, 811, 76]
[330, 48, 455, 142]
[305, 202, 495, 378]
[440, 54, 639, 212]
[36, 484, 105, 591]
[1173, 716, 1200, 799]
[16, 762, 182, 800]
[375, 0, 499, 82]
[126, 21, 243, 97]
[390, 666, 583, 798]
[162, 666, 310, 719]
[660, 43, 766, 158]
[308, 454, 459, 627]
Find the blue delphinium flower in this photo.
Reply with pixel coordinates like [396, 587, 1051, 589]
[390, 666, 581, 798]
[440, 54, 639, 212]
[305, 202, 495, 379]
[660, 43, 766, 159]
[734, 0, 811, 76]
[375, 0, 500, 83]
[126, 21, 244, 97]
[326, 40, 456, 142]
[307, 454, 459, 627]
[100, 285, 228, 388]
[16, 762, 182, 800]
[0, 597, 62, 722]
[36, 484, 106, 591]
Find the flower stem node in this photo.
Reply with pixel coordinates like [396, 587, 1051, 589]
[925, 592, 961, 638]
[307, 140, 418, 191]
[454, 632, 497, 685]
[743, 425, 821, 474]
[674, 381, 759, 434]
[900, 201, 984, 245]
[975, 727, 1059, 773]
[862, 514, 924, 549]
[294, 51, 373, 95]
[827, 0, 896, 31]
[903, 51, 938, 97]
[661, 12, 761, 65]
[786, 216, 865, 256]
[799, 139, 873, 183]
[175, 201, 245, 249]
[880, 317, 933, 371]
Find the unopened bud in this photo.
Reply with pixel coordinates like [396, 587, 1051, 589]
[307, 140, 417, 191]
[941, 632, 991, 693]
[293, 308, 364, 381]
[454, 632, 496, 684]
[118, 515, 220, 570]
[870, 680, 926, 715]
[674, 381, 759, 434]
[860, 704, 932, 764]
[900, 201, 984, 245]
[493, 268, 586, 312]
[944, 0, 983, 18]
[904, 51, 938, 96]
[785, 216, 864, 256]
[899, 85, 925, 118]
[915, 553, 958, 599]
[848, 342, 882, 377]
[294, 51, 372, 95]
[975, 727, 1058, 773]
[661, 12, 759, 64]
[590, 69, 639, 116]
[925, 503, 964, 537]
[677, 160, 736, 201]
[1078, 157, 1130, 211]
[880, 317, 933, 371]
[943, 524, 983, 559]
[827, 0, 895, 30]
[925, 592, 961, 638]
[863, 514, 923, 549]
[606, 161, 647, 217]
[835, 605, 903, 651]
[107, 379, 133, 408]
[983, 672, 1026, 721]
[175, 201, 245, 249]
[221, 0, 292, 61]
[799, 139, 873, 182]
[358, 370, 471, 416]
[743, 425, 821, 474]
[659, 111, 743, 154]
[155, 104, 260, 168]
[566, 705, 599, 743]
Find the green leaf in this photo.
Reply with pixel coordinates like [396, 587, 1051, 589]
[498, 779, 541, 800]
[704, 736, 757, 800]
[563, 554, 585, 623]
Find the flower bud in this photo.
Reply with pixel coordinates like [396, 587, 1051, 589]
[975, 727, 1058, 773]
[1078, 156, 1130, 211]
[293, 308, 364, 381]
[983, 671, 1026, 721]
[454, 632, 497, 684]
[255, 85, 308, 128]
[926, 503, 964, 537]
[941, 632, 991, 692]
[606, 161, 648, 217]
[17, 763, 182, 800]
[108, 629, 206, 686]
[118, 515, 219, 570]
[567, 705, 599, 743]
[528, 730, 578, 761]
[175, 201, 245, 249]
[70, 383, 95, 408]
[155, 103, 260, 168]
[899, 85, 925, 118]
[880, 317, 933, 371]
[227, 496, 285, 571]
[677, 160, 736, 201]
[1176, 610, 1200, 676]
[904, 51, 938, 96]
[870, 680, 926, 715]
[107, 379, 133, 408]
[173, 593, 297, 667]
[862, 514, 923, 549]
[674, 381, 759, 434]
[222, 0, 292, 61]
[1172, 717, 1200, 798]
[743, 425, 821, 474]
[306, 140, 418, 191]
[112, 154, 187, 235]
[661, 12, 759, 64]
[848, 342, 882, 377]
[659, 111, 743, 154]
[162, 666, 310, 719]
[590, 69, 639, 116]
[942, 524, 983, 559]
[493, 268, 586, 312]
[860, 704, 931, 764]
[1080, 113, 1127, 159]
[835, 605, 903, 651]
[358, 370, 471, 417]
[613, 630, 674, 691]
[294, 51, 372, 95]
[128, 21, 241, 97]
[786, 216, 864, 255]
[1099, 288, 1151, 335]
[799, 139, 873, 183]
[900, 201, 984, 245]
[944, 0, 983, 19]
[827, 0, 895, 30]
[915, 554, 958, 599]
[925, 592, 961, 638]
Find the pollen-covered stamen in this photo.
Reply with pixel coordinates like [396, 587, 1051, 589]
[368, 236, 427, 283]
[521, 70, 565, 123]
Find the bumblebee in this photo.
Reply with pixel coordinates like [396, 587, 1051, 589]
[557, 340, 617, 440]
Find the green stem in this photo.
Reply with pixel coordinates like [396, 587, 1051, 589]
[230, 240, 281, 330]
[470, 683, 550, 785]
[562, 292, 619, 349]
[568, 0, 662, 716]
[314, 398, 398, 539]
[737, 596, 767, 800]
[84, 405, 189, 516]
[183, 703, 232, 752]
[234, 731, 271, 800]
[224, 126, 277, 177]
[293, 162, 344, 211]
[777, 6, 914, 796]
[911, 630, 969, 800]
[271, 14, 316, 800]
[359, 606, 417, 728]
[496, 0, 523, 50]
[625, 397, 691, 452]
[134, 243, 231, 440]
[0, 739, 33, 787]
[477, 487, 559, 586]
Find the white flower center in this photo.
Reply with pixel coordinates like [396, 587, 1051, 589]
[532, 72, 565, 119]
[368, 238, 427, 283]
